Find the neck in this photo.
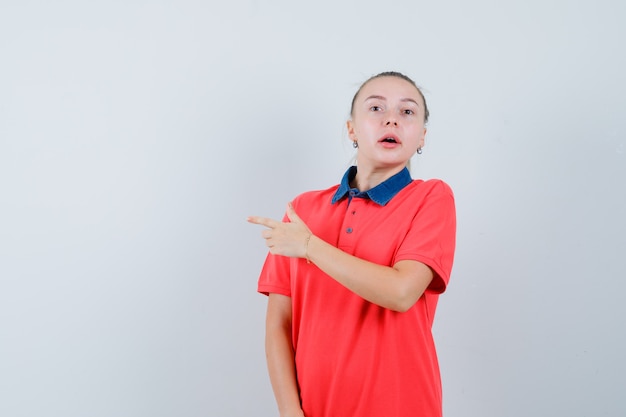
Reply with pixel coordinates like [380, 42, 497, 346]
[351, 165, 406, 191]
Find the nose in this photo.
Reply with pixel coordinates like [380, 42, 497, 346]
[384, 113, 398, 126]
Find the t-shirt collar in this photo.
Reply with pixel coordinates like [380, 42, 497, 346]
[331, 166, 412, 206]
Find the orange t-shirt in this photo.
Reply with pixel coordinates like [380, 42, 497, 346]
[258, 168, 456, 417]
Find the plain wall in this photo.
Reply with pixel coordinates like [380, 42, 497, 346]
[1, 1, 624, 416]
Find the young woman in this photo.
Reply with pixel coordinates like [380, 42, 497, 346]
[248, 71, 456, 417]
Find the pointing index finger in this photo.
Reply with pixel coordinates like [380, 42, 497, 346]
[247, 215, 280, 228]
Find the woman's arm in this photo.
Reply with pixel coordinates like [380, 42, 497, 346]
[248, 204, 433, 312]
[265, 293, 305, 417]
[306, 236, 432, 312]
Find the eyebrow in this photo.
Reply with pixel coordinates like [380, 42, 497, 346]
[364, 95, 420, 107]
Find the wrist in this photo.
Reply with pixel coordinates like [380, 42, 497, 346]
[304, 233, 312, 264]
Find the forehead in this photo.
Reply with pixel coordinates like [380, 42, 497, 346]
[358, 76, 421, 102]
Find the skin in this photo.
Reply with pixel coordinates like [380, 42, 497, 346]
[347, 75, 427, 189]
[247, 76, 434, 417]
[265, 292, 305, 417]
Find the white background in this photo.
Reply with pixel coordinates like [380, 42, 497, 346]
[1, 1, 624, 416]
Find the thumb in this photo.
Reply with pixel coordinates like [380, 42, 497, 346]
[286, 202, 302, 223]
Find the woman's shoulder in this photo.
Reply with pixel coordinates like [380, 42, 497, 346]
[291, 184, 340, 208]
[394, 179, 455, 217]
[408, 178, 454, 197]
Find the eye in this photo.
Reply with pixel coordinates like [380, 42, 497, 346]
[370, 105, 382, 112]
[403, 109, 415, 115]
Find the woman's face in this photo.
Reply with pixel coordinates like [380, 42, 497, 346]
[347, 76, 426, 173]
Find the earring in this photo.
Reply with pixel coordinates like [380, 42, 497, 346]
[416, 148, 423, 155]
[353, 141, 358, 149]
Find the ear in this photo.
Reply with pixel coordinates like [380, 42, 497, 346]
[418, 127, 427, 149]
[346, 119, 357, 141]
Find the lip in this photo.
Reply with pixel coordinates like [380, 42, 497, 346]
[378, 133, 402, 146]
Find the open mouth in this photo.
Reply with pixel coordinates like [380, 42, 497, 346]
[380, 135, 400, 145]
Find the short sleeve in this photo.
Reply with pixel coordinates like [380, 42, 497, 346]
[257, 252, 292, 296]
[395, 180, 456, 293]
[257, 211, 292, 297]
